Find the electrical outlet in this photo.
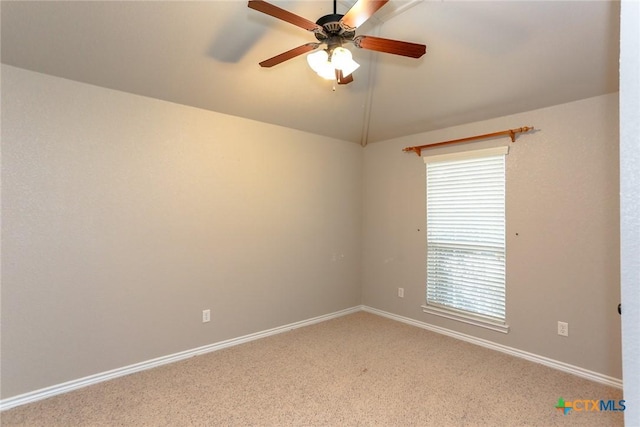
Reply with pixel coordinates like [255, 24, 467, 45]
[557, 321, 568, 337]
[398, 287, 404, 298]
[202, 309, 211, 323]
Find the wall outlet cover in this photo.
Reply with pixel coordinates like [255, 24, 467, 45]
[557, 321, 569, 336]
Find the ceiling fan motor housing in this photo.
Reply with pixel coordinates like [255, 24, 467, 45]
[314, 14, 356, 43]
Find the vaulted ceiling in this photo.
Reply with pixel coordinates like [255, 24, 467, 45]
[1, 1, 620, 145]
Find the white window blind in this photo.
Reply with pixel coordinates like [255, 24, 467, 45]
[423, 147, 508, 331]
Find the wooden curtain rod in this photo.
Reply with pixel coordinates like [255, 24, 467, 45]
[403, 126, 534, 156]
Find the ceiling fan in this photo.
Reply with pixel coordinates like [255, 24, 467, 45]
[247, 0, 426, 85]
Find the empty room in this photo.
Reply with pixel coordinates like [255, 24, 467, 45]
[1, 0, 638, 425]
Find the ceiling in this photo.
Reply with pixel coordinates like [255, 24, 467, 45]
[1, 1, 620, 145]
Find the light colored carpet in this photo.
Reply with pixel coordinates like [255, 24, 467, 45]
[1, 312, 623, 426]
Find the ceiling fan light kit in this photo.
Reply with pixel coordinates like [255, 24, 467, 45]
[248, 0, 426, 85]
[307, 47, 360, 80]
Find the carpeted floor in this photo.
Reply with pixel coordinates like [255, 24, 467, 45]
[0, 312, 624, 426]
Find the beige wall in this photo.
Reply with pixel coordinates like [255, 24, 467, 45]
[362, 93, 622, 379]
[1, 64, 622, 400]
[0, 65, 362, 398]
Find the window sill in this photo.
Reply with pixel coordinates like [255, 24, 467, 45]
[421, 305, 510, 334]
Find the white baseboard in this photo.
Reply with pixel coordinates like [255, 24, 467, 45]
[0, 306, 362, 411]
[362, 305, 623, 390]
[1, 304, 622, 411]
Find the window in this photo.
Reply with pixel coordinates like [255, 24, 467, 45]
[422, 147, 509, 333]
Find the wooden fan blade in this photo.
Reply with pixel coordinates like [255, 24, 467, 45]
[340, 0, 389, 31]
[353, 35, 426, 58]
[259, 43, 320, 68]
[248, 0, 325, 35]
[336, 69, 354, 85]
